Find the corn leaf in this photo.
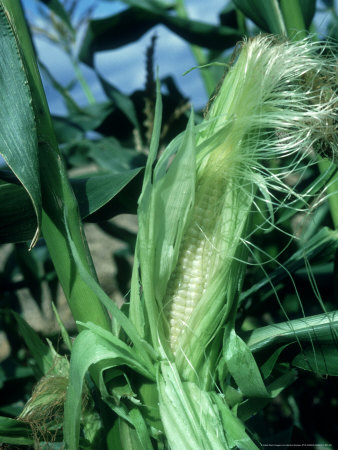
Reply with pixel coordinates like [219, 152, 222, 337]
[0, 168, 142, 244]
[240, 227, 338, 304]
[1, 0, 111, 332]
[72, 168, 143, 218]
[37, 0, 73, 32]
[0, 417, 34, 445]
[128, 408, 153, 450]
[52, 302, 72, 351]
[79, 7, 240, 66]
[130, 77, 163, 344]
[233, 0, 286, 34]
[233, 0, 315, 33]
[1, 311, 55, 377]
[237, 370, 298, 422]
[65, 218, 156, 371]
[77, 322, 155, 380]
[64, 329, 153, 450]
[0, 182, 37, 244]
[243, 311, 338, 353]
[86, 139, 146, 173]
[292, 344, 338, 376]
[0, 4, 41, 247]
[96, 74, 140, 130]
[152, 111, 196, 301]
[223, 329, 269, 398]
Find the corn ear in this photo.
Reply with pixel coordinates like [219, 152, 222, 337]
[132, 35, 337, 382]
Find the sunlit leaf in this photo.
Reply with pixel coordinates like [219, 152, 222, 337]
[0, 4, 41, 247]
[244, 311, 338, 353]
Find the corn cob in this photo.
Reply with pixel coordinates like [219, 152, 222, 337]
[165, 165, 225, 352]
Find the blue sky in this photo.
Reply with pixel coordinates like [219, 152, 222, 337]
[21, 0, 228, 115]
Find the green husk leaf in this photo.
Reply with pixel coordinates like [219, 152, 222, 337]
[158, 361, 229, 450]
[77, 321, 155, 380]
[128, 408, 153, 450]
[211, 393, 259, 450]
[64, 329, 152, 450]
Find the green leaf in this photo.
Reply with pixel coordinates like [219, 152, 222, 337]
[260, 344, 290, 379]
[151, 111, 196, 301]
[67, 102, 115, 131]
[243, 311, 338, 353]
[233, 0, 316, 34]
[0, 4, 41, 247]
[240, 227, 338, 304]
[129, 77, 163, 342]
[72, 168, 143, 219]
[64, 329, 153, 450]
[15, 242, 42, 303]
[281, 0, 316, 32]
[0, 416, 34, 445]
[65, 217, 156, 371]
[0, 168, 143, 244]
[78, 322, 155, 380]
[233, 0, 286, 34]
[0, 310, 54, 377]
[292, 344, 338, 376]
[38, 0, 74, 32]
[97, 74, 140, 130]
[39, 60, 82, 114]
[79, 7, 240, 66]
[1, 0, 111, 333]
[52, 302, 72, 351]
[86, 138, 146, 173]
[223, 329, 269, 398]
[211, 393, 259, 450]
[0, 181, 37, 244]
[52, 115, 84, 143]
[158, 361, 229, 450]
[124, 407, 153, 450]
[237, 369, 297, 421]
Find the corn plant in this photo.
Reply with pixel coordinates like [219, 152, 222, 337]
[0, 0, 338, 449]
